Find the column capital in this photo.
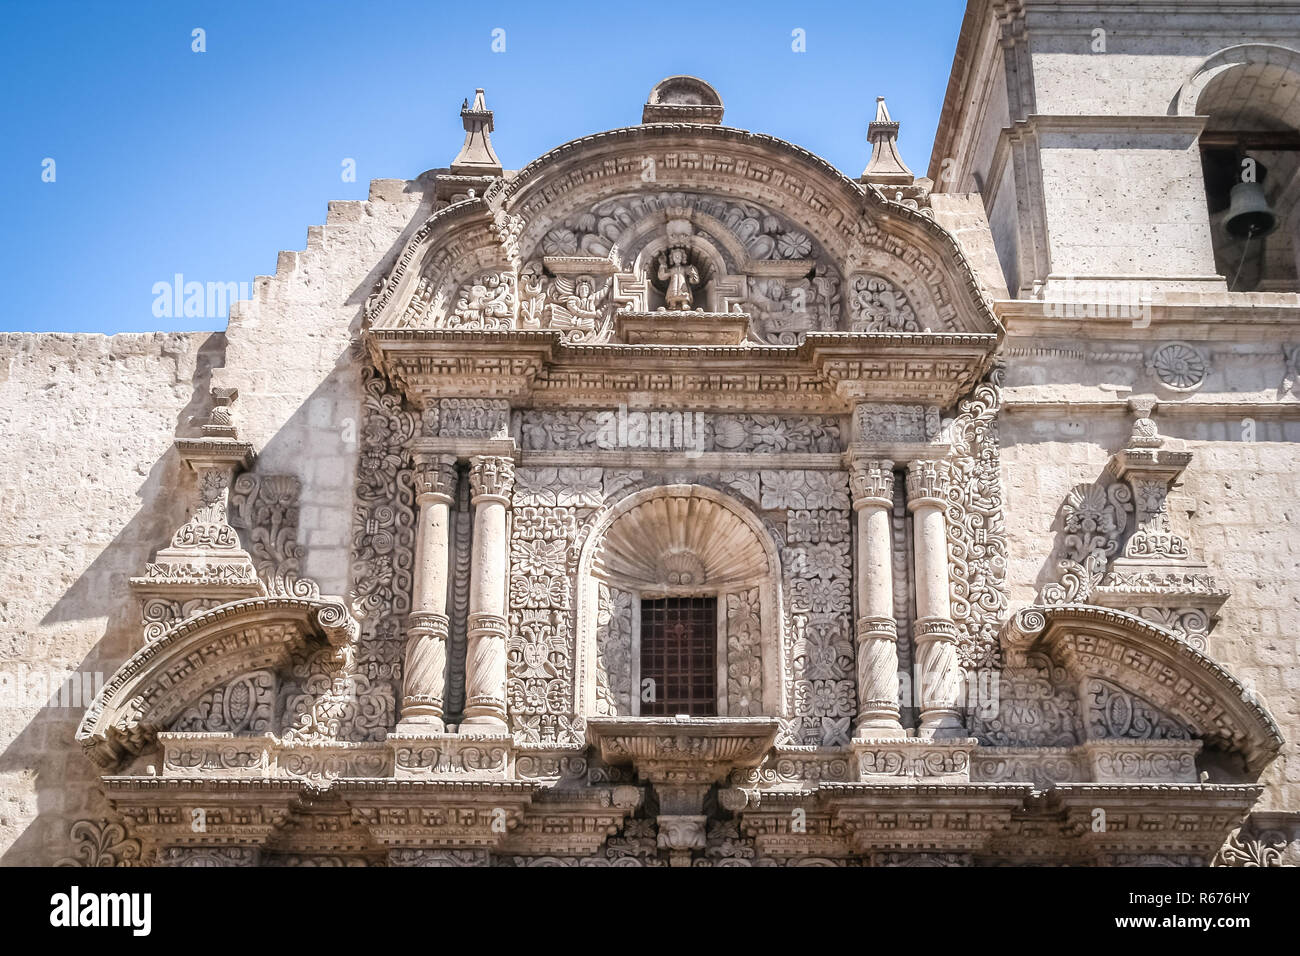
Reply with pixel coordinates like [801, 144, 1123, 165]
[906, 459, 950, 510]
[469, 455, 515, 503]
[850, 459, 895, 510]
[412, 453, 458, 502]
[855, 615, 898, 643]
[913, 616, 960, 645]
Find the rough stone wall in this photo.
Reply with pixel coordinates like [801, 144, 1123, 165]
[0, 176, 430, 864]
[1036, 127, 1220, 281]
[0, 331, 219, 864]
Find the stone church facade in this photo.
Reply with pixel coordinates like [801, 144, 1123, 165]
[3, 1, 1300, 867]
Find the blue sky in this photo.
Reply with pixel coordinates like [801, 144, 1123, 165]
[1, 0, 969, 333]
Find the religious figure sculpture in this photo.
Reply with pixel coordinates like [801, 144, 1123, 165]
[658, 246, 700, 311]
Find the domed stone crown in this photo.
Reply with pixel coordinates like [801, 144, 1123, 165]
[642, 76, 724, 125]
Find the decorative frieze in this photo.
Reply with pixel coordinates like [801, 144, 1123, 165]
[517, 409, 844, 454]
[852, 403, 941, 443]
[390, 732, 512, 778]
[852, 738, 975, 783]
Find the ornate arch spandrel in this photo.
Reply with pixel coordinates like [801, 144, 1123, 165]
[574, 484, 786, 722]
[77, 596, 357, 770]
[1002, 605, 1283, 776]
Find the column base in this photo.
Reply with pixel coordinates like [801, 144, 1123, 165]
[915, 711, 967, 740]
[853, 718, 906, 739]
[459, 715, 509, 735]
[396, 714, 446, 734]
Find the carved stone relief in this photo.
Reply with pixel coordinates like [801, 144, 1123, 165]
[765, 470, 854, 746]
[594, 583, 634, 716]
[726, 588, 764, 717]
[230, 474, 320, 599]
[971, 652, 1081, 747]
[1085, 678, 1191, 741]
[1040, 480, 1132, 605]
[945, 367, 1010, 669]
[342, 364, 418, 738]
[508, 468, 589, 745]
[516, 410, 843, 454]
[848, 274, 919, 332]
[172, 669, 276, 734]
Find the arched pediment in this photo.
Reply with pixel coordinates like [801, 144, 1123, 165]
[365, 124, 1001, 339]
[1003, 606, 1283, 775]
[77, 597, 358, 769]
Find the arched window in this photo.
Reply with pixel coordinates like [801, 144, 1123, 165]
[575, 484, 784, 720]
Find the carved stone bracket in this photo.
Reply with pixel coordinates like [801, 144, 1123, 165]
[586, 717, 779, 866]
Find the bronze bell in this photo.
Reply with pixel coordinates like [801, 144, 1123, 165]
[1224, 181, 1278, 239]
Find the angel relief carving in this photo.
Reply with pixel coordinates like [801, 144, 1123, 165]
[549, 273, 614, 339]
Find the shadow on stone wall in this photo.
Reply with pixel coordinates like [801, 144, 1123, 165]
[0, 332, 225, 865]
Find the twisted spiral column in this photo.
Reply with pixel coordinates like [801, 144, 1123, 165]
[398, 453, 458, 731]
[461, 455, 514, 733]
[850, 459, 903, 738]
[906, 459, 964, 739]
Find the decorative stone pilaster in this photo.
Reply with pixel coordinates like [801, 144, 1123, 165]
[462, 455, 515, 733]
[906, 460, 964, 738]
[399, 454, 458, 731]
[850, 459, 902, 738]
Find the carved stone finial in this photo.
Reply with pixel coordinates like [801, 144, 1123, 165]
[860, 96, 915, 186]
[201, 386, 240, 439]
[450, 88, 502, 177]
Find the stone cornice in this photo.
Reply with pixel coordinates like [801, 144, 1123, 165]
[368, 328, 999, 409]
[998, 296, 1300, 340]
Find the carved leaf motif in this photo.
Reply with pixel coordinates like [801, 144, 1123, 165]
[57, 819, 143, 868]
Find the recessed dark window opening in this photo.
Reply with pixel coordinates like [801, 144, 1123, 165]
[640, 597, 717, 716]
